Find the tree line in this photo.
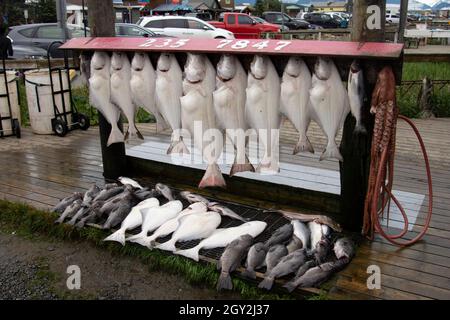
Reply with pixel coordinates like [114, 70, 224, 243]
[1, 0, 57, 27]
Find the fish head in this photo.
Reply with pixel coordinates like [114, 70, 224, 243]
[91, 52, 109, 70]
[132, 52, 147, 71]
[314, 57, 332, 80]
[111, 52, 125, 71]
[185, 53, 206, 83]
[157, 53, 172, 72]
[333, 237, 355, 259]
[285, 56, 303, 77]
[217, 54, 236, 81]
[155, 183, 168, 193]
[350, 60, 361, 73]
[239, 234, 254, 245]
[250, 55, 268, 80]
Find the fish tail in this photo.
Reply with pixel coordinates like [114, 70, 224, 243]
[54, 216, 64, 224]
[66, 217, 78, 226]
[256, 160, 280, 175]
[293, 136, 314, 155]
[103, 229, 126, 246]
[126, 232, 145, 242]
[174, 246, 200, 261]
[353, 123, 367, 135]
[230, 154, 255, 177]
[283, 281, 297, 293]
[75, 219, 86, 228]
[258, 277, 274, 290]
[198, 164, 226, 189]
[216, 272, 233, 291]
[156, 239, 177, 252]
[125, 124, 144, 141]
[241, 268, 256, 280]
[130, 237, 149, 247]
[107, 125, 125, 147]
[167, 138, 190, 155]
[320, 142, 343, 162]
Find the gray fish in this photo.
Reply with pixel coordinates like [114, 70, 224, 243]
[284, 258, 349, 290]
[155, 183, 175, 201]
[55, 199, 83, 224]
[242, 242, 268, 279]
[264, 244, 288, 275]
[66, 205, 91, 225]
[102, 193, 137, 229]
[265, 224, 293, 247]
[314, 236, 331, 264]
[179, 191, 210, 205]
[334, 237, 355, 260]
[286, 235, 303, 254]
[259, 249, 309, 290]
[118, 176, 143, 189]
[104, 183, 119, 189]
[99, 197, 123, 216]
[75, 201, 105, 228]
[208, 203, 248, 222]
[93, 186, 125, 202]
[134, 190, 156, 201]
[283, 260, 317, 292]
[217, 234, 254, 291]
[82, 184, 101, 205]
[52, 192, 83, 214]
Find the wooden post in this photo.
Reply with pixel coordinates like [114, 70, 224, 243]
[339, 0, 386, 232]
[87, 0, 126, 180]
[418, 77, 434, 118]
[398, 0, 409, 43]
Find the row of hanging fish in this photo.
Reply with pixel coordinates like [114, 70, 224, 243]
[88, 51, 365, 189]
[52, 177, 352, 292]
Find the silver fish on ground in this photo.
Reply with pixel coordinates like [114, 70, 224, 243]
[104, 183, 119, 189]
[181, 53, 224, 188]
[245, 55, 281, 173]
[52, 192, 83, 214]
[264, 244, 288, 275]
[265, 223, 293, 247]
[102, 192, 138, 230]
[66, 205, 91, 225]
[286, 235, 303, 254]
[310, 57, 350, 161]
[155, 53, 188, 154]
[179, 191, 210, 205]
[242, 242, 268, 279]
[118, 177, 143, 190]
[82, 184, 101, 205]
[314, 236, 331, 264]
[280, 56, 315, 154]
[207, 202, 248, 222]
[259, 248, 309, 290]
[93, 186, 125, 202]
[309, 221, 325, 250]
[283, 260, 316, 292]
[291, 220, 310, 249]
[217, 234, 254, 291]
[55, 199, 83, 224]
[75, 201, 105, 228]
[89, 51, 124, 146]
[130, 52, 168, 132]
[155, 183, 175, 201]
[275, 210, 342, 232]
[347, 60, 366, 134]
[333, 237, 355, 260]
[110, 51, 143, 141]
[213, 54, 254, 176]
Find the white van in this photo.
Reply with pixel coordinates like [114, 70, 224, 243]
[386, 13, 400, 24]
[136, 16, 234, 39]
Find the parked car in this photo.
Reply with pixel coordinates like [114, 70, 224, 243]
[386, 13, 400, 24]
[303, 13, 343, 28]
[261, 12, 311, 30]
[322, 12, 349, 27]
[253, 16, 289, 31]
[137, 16, 234, 39]
[209, 13, 280, 38]
[185, 12, 213, 21]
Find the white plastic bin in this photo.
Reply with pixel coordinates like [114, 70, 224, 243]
[24, 69, 72, 134]
[0, 71, 21, 134]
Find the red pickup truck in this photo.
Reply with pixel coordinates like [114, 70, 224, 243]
[209, 13, 280, 39]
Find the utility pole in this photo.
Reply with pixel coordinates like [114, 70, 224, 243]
[398, 0, 409, 43]
[339, 0, 386, 232]
[56, 0, 68, 42]
[87, 0, 126, 180]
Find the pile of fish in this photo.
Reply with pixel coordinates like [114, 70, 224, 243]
[86, 51, 365, 188]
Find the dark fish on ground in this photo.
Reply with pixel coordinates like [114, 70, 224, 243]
[55, 199, 83, 224]
[98, 197, 123, 216]
[265, 224, 293, 247]
[334, 237, 355, 260]
[179, 191, 210, 205]
[242, 242, 268, 279]
[155, 183, 175, 201]
[75, 201, 105, 228]
[274, 210, 342, 232]
[283, 260, 317, 292]
[217, 234, 254, 291]
[66, 205, 91, 225]
[259, 248, 309, 290]
[102, 192, 138, 229]
[264, 244, 288, 275]
[52, 192, 83, 214]
[134, 189, 156, 201]
[93, 186, 125, 202]
[104, 183, 119, 190]
[314, 236, 331, 264]
[286, 235, 303, 254]
[208, 202, 248, 222]
[82, 184, 101, 205]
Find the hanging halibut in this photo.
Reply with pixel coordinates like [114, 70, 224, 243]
[155, 53, 188, 154]
[89, 51, 124, 146]
[110, 52, 143, 141]
[213, 54, 254, 176]
[347, 60, 366, 134]
[245, 55, 281, 174]
[181, 53, 225, 188]
[130, 52, 168, 132]
[280, 56, 315, 154]
[310, 57, 350, 161]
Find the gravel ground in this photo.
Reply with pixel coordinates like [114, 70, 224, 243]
[0, 231, 241, 300]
